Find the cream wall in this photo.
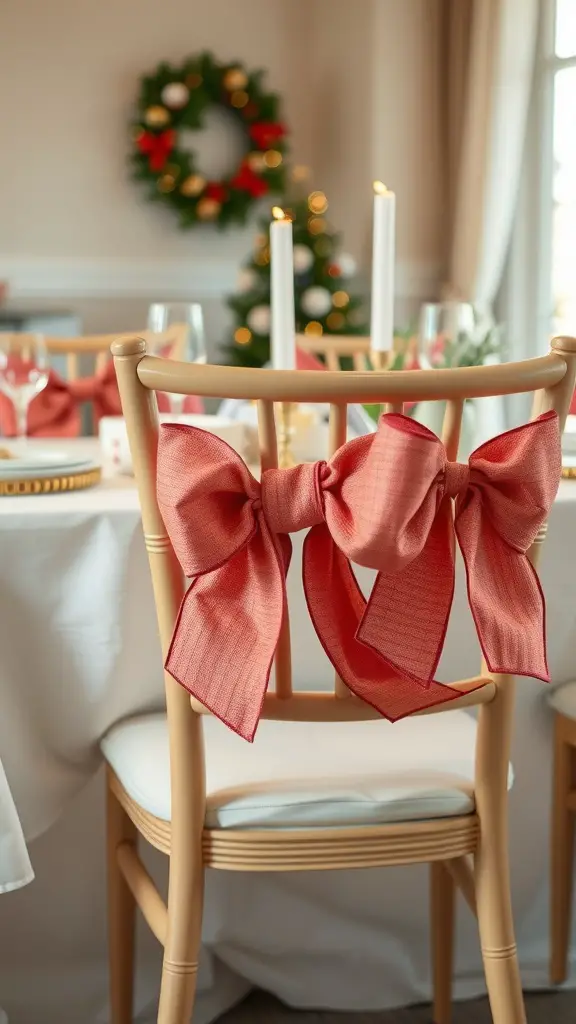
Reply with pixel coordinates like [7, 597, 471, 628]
[0, 0, 444, 341]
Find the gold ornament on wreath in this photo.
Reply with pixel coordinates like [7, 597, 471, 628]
[131, 51, 289, 230]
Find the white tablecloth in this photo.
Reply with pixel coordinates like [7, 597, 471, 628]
[1, 438, 576, 1023]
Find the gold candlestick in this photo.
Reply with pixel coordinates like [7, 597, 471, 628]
[277, 402, 296, 468]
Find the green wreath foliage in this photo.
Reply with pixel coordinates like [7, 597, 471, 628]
[131, 51, 289, 229]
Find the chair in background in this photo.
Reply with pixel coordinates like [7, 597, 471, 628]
[548, 681, 576, 984]
[296, 331, 412, 371]
[0, 326, 196, 436]
[296, 332, 372, 370]
[103, 336, 576, 1024]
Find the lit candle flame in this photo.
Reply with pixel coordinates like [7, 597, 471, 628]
[272, 206, 286, 220]
[373, 180, 390, 195]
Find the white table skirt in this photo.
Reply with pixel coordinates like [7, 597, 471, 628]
[1, 438, 576, 1022]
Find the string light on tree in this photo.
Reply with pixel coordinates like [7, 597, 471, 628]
[308, 191, 329, 214]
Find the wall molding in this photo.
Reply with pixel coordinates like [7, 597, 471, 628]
[0, 255, 442, 302]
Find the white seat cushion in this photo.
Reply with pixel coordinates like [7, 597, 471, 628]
[547, 680, 576, 718]
[101, 710, 509, 831]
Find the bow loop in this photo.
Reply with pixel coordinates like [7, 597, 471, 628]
[358, 410, 561, 687]
[157, 424, 259, 578]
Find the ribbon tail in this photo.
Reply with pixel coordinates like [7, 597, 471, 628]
[357, 501, 456, 685]
[457, 517, 550, 682]
[303, 523, 462, 720]
[165, 527, 286, 741]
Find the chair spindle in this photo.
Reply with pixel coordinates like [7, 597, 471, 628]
[257, 399, 292, 700]
[441, 399, 464, 461]
[329, 402, 351, 699]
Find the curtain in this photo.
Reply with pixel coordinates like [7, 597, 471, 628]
[441, 0, 539, 312]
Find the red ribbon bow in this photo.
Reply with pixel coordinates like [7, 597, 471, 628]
[137, 129, 176, 172]
[157, 412, 559, 741]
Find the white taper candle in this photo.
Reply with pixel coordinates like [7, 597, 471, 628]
[270, 207, 296, 370]
[370, 181, 396, 352]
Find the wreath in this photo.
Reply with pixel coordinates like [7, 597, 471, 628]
[131, 51, 288, 229]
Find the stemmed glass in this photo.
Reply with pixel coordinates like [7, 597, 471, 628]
[418, 301, 476, 368]
[147, 303, 207, 419]
[0, 334, 49, 446]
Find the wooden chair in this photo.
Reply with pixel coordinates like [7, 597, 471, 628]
[548, 682, 576, 984]
[296, 332, 412, 371]
[104, 335, 576, 1024]
[3, 325, 189, 381]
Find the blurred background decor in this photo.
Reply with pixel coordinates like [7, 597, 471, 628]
[224, 180, 367, 366]
[131, 50, 288, 229]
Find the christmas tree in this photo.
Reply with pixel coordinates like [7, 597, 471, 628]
[223, 176, 368, 367]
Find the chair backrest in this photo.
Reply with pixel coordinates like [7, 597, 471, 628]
[112, 336, 576, 825]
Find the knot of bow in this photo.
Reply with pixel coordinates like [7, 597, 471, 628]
[157, 411, 560, 741]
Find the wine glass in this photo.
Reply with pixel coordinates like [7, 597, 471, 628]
[147, 303, 207, 419]
[418, 301, 475, 368]
[0, 334, 49, 445]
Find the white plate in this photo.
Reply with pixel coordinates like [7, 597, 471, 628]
[0, 457, 100, 481]
[0, 450, 91, 473]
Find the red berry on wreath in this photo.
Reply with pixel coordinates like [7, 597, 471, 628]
[205, 182, 228, 203]
[248, 121, 286, 150]
[231, 162, 269, 198]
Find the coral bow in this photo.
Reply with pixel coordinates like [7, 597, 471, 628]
[157, 413, 556, 741]
[357, 412, 561, 687]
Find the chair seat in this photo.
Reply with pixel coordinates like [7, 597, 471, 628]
[101, 709, 510, 831]
[547, 680, 576, 719]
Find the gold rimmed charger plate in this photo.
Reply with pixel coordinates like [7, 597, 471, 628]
[0, 466, 101, 496]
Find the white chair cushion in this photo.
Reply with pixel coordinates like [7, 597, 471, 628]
[101, 710, 510, 831]
[547, 680, 576, 718]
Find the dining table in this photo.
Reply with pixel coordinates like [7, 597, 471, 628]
[1, 433, 576, 1024]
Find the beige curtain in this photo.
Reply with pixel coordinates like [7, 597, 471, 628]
[441, 0, 539, 311]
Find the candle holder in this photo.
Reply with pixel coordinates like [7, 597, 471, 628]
[277, 402, 296, 468]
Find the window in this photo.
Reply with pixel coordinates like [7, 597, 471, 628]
[540, 0, 576, 338]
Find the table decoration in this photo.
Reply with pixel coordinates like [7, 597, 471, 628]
[99, 414, 249, 476]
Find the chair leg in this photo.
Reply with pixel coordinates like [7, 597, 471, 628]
[475, 820, 525, 1022]
[430, 860, 455, 1024]
[107, 775, 137, 1024]
[157, 845, 204, 1024]
[551, 717, 576, 985]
